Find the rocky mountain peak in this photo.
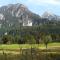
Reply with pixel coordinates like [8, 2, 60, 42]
[42, 11, 54, 18]
[0, 3, 41, 27]
[42, 11, 58, 20]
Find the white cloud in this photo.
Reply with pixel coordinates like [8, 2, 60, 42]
[26, 0, 60, 5]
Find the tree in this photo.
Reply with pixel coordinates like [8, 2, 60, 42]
[24, 34, 36, 44]
[42, 35, 52, 48]
[14, 35, 21, 44]
[35, 32, 40, 44]
[2, 35, 14, 44]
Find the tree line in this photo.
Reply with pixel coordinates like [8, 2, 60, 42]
[0, 25, 60, 44]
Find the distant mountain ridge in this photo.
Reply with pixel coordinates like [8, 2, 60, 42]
[42, 11, 60, 21]
[0, 3, 60, 29]
[0, 3, 41, 27]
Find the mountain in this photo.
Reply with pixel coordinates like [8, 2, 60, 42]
[42, 11, 60, 21]
[0, 3, 60, 30]
[0, 3, 41, 28]
[0, 3, 60, 36]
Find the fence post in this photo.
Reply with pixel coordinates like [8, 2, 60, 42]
[3, 50, 7, 60]
[31, 46, 33, 60]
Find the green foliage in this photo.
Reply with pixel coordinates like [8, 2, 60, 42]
[0, 24, 60, 44]
[2, 35, 14, 44]
[24, 34, 36, 44]
[42, 34, 52, 48]
[14, 35, 21, 43]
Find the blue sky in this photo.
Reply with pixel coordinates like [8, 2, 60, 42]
[0, 0, 60, 16]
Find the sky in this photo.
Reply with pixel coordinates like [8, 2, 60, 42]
[0, 0, 60, 16]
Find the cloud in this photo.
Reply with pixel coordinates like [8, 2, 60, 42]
[26, 0, 60, 5]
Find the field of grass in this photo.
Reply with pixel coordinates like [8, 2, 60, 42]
[0, 43, 60, 60]
[0, 42, 60, 50]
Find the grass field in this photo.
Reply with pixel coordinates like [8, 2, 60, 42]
[0, 42, 60, 50]
[0, 43, 60, 60]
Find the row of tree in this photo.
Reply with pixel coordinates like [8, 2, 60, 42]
[0, 32, 60, 44]
[0, 25, 60, 44]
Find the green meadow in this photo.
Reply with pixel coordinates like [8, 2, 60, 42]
[0, 42, 60, 51]
[0, 43, 60, 60]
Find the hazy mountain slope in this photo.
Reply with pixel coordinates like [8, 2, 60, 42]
[0, 3, 41, 27]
